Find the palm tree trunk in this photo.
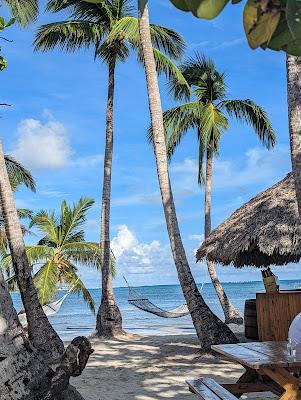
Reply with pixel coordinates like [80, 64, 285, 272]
[287, 55, 301, 215]
[0, 268, 91, 400]
[137, 0, 237, 349]
[96, 56, 123, 337]
[0, 267, 51, 399]
[0, 140, 64, 364]
[204, 148, 243, 324]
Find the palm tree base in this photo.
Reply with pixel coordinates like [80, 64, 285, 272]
[96, 300, 124, 337]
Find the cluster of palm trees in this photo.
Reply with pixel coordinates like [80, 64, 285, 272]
[1, 0, 300, 397]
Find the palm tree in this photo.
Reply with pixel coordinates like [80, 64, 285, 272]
[287, 55, 301, 216]
[2, 196, 111, 313]
[154, 54, 276, 324]
[138, 0, 237, 348]
[35, 0, 186, 337]
[1, 0, 38, 25]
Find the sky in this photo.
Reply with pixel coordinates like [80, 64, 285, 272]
[0, 0, 297, 288]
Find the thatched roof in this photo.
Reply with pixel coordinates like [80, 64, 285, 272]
[197, 173, 301, 268]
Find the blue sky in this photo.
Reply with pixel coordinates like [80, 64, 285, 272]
[0, 0, 296, 288]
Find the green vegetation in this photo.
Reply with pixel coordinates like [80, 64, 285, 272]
[169, 0, 301, 56]
[2, 197, 111, 312]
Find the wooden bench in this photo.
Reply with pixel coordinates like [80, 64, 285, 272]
[186, 378, 237, 400]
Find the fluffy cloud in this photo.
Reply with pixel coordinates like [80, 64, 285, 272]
[12, 117, 72, 170]
[111, 225, 173, 275]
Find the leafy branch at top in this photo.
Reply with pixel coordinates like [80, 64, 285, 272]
[169, 0, 301, 56]
[0, 16, 15, 71]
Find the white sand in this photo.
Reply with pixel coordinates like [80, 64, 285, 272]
[70, 331, 276, 400]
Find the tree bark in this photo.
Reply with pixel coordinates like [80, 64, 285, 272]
[204, 149, 243, 325]
[0, 271, 93, 400]
[287, 55, 301, 216]
[96, 57, 123, 337]
[137, 0, 237, 349]
[0, 140, 64, 364]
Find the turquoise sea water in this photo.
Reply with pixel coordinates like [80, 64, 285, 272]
[11, 279, 301, 340]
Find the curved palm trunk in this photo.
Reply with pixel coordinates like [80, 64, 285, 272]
[96, 57, 123, 337]
[204, 149, 242, 324]
[0, 268, 91, 400]
[0, 140, 64, 364]
[138, 0, 237, 349]
[287, 55, 301, 215]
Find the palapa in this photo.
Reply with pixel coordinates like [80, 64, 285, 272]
[197, 172, 301, 267]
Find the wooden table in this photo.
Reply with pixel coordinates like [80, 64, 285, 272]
[212, 342, 301, 399]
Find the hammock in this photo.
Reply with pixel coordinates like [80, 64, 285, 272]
[124, 276, 204, 319]
[18, 291, 69, 327]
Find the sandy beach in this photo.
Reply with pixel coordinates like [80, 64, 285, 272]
[70, 329, 276, 400]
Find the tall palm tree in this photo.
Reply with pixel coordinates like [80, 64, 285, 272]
[2, 196, 112, 313]
[153, 54, 276, 324]
[287, 55, 301, 215]
[138, 0, 237, 348]
[35, 0, 186, 337]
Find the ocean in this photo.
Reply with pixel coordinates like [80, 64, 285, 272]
[11, 279, 301, 340]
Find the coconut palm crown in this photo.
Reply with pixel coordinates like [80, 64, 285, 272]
[2, 196, 114, 312]
[34, 0, 187, 84]
[155, 53, 276, 183]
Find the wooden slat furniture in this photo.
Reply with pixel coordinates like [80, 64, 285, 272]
[186, 378, 237, 400]
[256, 291, 301, 341]
[212, 342, 301, 399]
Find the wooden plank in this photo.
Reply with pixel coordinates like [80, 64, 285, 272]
[186, 379, 220, 400]
[202, 378, 237, 400]
[211, 344, 282, 369]
[256, 292, 301, 341]
[186, 378, 237, 400]
[241, 342, 301, 368]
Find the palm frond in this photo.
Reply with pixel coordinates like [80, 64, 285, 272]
[2, 0, 38, 26]
[6, 274, 18, 291]
[4, 155, 36, 192]
[62, 241, 116, 277]
[96, 39, 130, 63]
[34, 20, 104, 52]
[219, 99, 276, 149]
[30, 210, 59, 244]
[17, 208, 33, 219]
[150, 24, 185, 59]
[63, 267, 95, 313]
[148, 102, 200, 159]
[60, 196, 94, 245]
[200, 103, 229, 152]
[197, 127, 206, 185]
[34, 260, 58, 305]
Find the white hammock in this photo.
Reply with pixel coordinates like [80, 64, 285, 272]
[18, 292, 69, 327]
[124, 276, 204, 319]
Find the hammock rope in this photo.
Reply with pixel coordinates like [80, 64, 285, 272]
[124, 276, 204, 319]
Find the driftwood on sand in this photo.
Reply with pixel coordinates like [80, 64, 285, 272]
[197, 173, 301, 268]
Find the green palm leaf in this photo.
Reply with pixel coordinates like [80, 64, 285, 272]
[2, 0, 38, 26]
[30, 210, 59, 244]
[34, 20, 103, 52]
[4, 155, 36, 192]
[63, 267, 95, 313]
[34, 260, 58, 305]
[219, 99, 276, 149]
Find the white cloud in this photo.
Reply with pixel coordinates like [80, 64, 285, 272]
[111, 225, 173, 275]
[12, 117, 72, 170]
[72, 154, 103, 168]
[171, 144, 290, 196]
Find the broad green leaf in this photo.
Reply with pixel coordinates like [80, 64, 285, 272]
[243, 0, 281, 49]
[286, 0, 298, 39]
[169, 0, 190, 12]
[0, 56, 7, 71]
[190, 0, 229, 19]
[268, 13, 301, 55]
[5, 18, 16, 28]
[0, 17, 5, 29]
